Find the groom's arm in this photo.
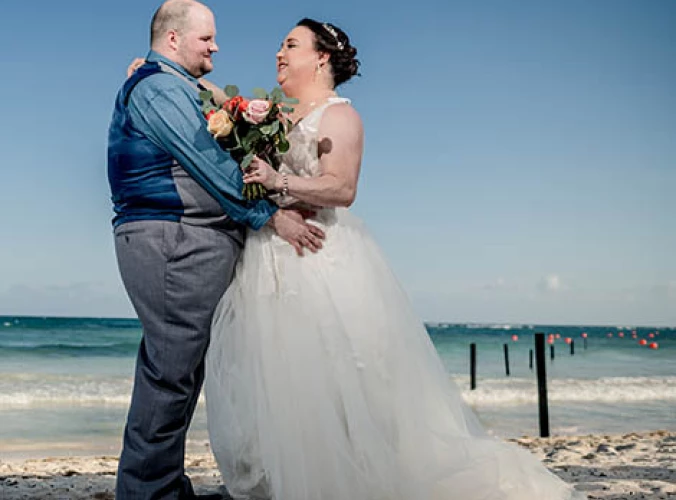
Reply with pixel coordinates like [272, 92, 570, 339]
[128, 74, 277, 230]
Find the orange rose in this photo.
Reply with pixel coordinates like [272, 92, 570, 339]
[207, 109, 233, 139]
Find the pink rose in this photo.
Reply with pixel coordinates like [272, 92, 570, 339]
[244, 99, 272, 124]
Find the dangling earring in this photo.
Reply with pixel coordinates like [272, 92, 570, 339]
[313, 63, 322, 82]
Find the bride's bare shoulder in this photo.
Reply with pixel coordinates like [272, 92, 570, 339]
[320, 102, 362, 132]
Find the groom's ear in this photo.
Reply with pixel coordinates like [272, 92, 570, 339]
[167, 29, 180, 52]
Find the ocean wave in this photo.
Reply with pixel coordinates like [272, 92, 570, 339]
[0, 374, 134, 408]
[0, 341, 139, 357]
[457, 376, 676, 405]
[1, 373, 674, 409]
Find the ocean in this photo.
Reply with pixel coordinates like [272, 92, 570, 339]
[1, 316, 674, 458]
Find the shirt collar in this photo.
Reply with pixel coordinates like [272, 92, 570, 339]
[146, 50, 200, 84]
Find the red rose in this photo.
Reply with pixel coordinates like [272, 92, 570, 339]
[224, 96, 250, 118]
[205, 110, 216, 120]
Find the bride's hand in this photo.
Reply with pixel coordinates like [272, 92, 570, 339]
[127, 58, 146, 78]
[243, 156, 280, 190]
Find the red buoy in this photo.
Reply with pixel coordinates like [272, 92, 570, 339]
[581, 332, 588, 338]
[638, 339, 648, 346]
[511, 334, 519, 342]
[565, 337, 572, 344]
[649, 342, 659, 350]
[648, 333, 655, 339]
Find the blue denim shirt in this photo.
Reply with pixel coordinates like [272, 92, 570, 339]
[118, 50, 277, 230]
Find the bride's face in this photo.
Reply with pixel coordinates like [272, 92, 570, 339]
[276, 26, 325, 94]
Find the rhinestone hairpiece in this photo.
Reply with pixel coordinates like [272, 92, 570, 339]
[322, 23, 344, 50]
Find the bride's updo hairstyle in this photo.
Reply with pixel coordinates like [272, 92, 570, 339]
[296, 18, 360, 88]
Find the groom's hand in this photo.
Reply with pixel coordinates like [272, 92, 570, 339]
[269, 209, 325, 256]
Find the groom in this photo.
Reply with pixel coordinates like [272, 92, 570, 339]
[107, 1, 324, 498]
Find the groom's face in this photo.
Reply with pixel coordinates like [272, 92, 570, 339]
[175, 6, 218, 78]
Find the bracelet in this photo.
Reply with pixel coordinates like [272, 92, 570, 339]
[281, 173, 289, 196]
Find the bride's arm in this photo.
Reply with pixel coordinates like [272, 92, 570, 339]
[245, 103, 364, 208]
[126, 60, 227, 105]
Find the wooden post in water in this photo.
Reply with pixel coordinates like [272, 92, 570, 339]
[570, 339, 575, 356]
[503, 343, 510, 376]
[529, 349, 533, 370]
[535, 333, 550, 438]
[470, 343, 477, 390]
[550, 344, 555, 361]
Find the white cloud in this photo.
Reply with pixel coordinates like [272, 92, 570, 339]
[538, 274, 562, 293]
[668, 281, 676, 301]
[482, 277, 507, 291]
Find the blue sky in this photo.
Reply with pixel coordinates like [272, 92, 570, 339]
[0, 0, 674, 325]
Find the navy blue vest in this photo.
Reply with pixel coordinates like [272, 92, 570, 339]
[107, 63, 186, 227]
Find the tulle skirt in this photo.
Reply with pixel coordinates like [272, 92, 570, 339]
[204, 208, 583, 500]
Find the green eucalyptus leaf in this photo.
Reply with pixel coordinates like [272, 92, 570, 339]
[278, 138, 290, 154]
[270, 87, 283, 103]
[224, 85, 239, 98]
[282, 97, 299, 105]
[252, 87, 268, 99]
[269, 121, 280, 135]
[241, 129, 261, 151]
[260, 124, 273, 135]
[281, 106, 294, 114]
[241, 153, 254, 170]
[199, 90, 213, 103]
[202, 104, 216, 115]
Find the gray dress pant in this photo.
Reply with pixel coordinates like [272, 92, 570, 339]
[113, 220, 242, 499]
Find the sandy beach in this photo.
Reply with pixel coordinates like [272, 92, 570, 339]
[0, 431, 673, 499]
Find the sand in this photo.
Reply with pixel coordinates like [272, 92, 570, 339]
[1, 430, 674, 499]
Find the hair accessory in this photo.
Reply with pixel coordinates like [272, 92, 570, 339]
[322, 23, 344, 50]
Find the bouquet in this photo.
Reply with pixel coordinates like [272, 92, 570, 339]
[200, 85, 298, 200]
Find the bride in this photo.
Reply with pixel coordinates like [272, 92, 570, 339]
[205, 18, 584, 500]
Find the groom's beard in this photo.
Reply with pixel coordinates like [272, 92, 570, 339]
[195, 57, 213, 78]
[175, 50, 214, 78]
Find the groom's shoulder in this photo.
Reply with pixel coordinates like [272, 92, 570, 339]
[133, 70, 183, 94]
[130, 70, 194, 106]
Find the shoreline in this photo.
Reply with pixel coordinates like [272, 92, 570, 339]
[1, 431, 674, 499]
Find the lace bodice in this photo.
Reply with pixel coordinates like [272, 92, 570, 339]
[273, 97, 350, 208]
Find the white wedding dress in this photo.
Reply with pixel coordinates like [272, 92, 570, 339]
[205, 98, 583, 500]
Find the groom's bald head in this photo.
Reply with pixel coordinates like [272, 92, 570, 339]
[150, 0, 218, 77]
[151, 0, 198, 47]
